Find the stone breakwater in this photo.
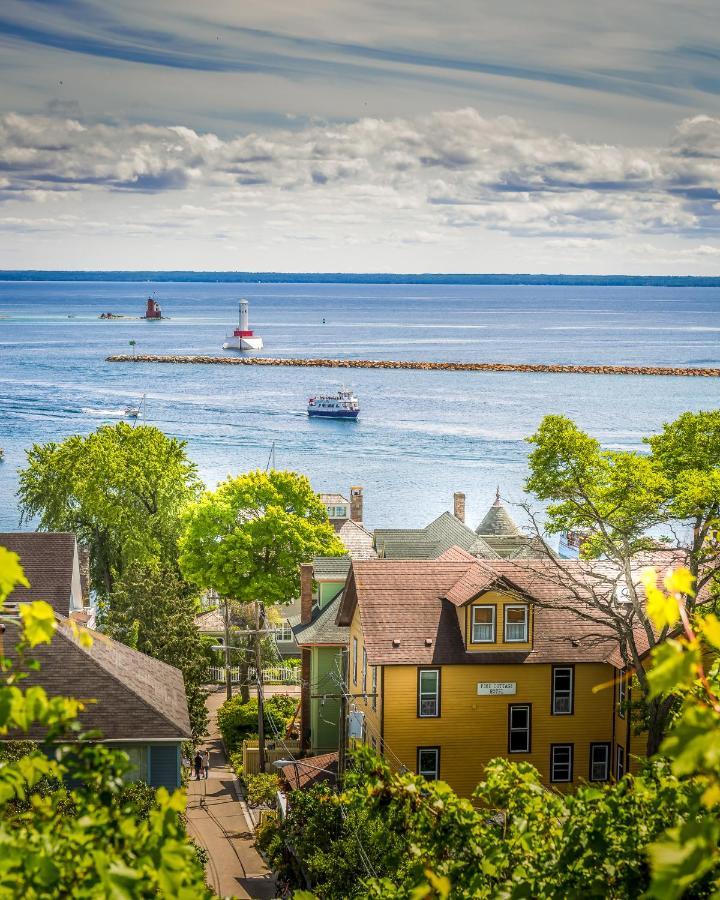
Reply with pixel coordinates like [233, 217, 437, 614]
[106, 355, 720, 377]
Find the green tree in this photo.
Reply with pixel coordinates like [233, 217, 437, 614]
[99, 563, 210, 742]
[524, 411, 720, 753]
[179, 470, 344, 707]
[0, 545, 211, 897]
[18, 423, 201, 596]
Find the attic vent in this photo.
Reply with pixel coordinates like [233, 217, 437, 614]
[392, 638, 400, 648]
[425, 638, 433, 647]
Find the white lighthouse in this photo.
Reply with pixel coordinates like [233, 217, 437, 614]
[223, 299, 264, 351]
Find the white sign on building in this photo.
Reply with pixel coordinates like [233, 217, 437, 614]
[477, 682, 517, 696]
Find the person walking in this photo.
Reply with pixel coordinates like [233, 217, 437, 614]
[202, 749, 210, 780]
[193, 750, 202, 781]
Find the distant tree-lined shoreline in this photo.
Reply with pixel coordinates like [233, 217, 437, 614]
[2, 271, 720, 286]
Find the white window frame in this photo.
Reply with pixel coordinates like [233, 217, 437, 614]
[590, 743, 610, 782]
[362, 647, 368, 694]
[418, 669, 440, 718]
[272, 621, 293, 643]
[617, 667, 627, 718]
[417, 747, 440, 780]
[504, 605, 529, 642]
[616, 744, 625, 780]
[552, 666, 574, 715]
[471, 604, 496, 643]
[508, 704, 531, 753]
[352, 637, 358, 686]
[371, 665, 377, 710]
[550, 744, 573, 783]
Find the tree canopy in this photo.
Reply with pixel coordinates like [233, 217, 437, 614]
[17, 422, 201, 596]
[179, 469, 345, 605]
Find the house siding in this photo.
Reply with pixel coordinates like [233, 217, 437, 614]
[349, 608, 383, 752]
[381, 660, 616, 798]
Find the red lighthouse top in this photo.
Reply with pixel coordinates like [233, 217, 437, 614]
[144, 297, 162, 319]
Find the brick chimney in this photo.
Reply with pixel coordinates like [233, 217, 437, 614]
[453, 492, 466, 523]
[350, 486, 363, 523]
[300, 563, 314, 624]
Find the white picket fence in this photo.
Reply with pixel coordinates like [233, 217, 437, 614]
[209, 665, 300, 685]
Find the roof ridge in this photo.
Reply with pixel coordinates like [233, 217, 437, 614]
[56, 618, 190, 737]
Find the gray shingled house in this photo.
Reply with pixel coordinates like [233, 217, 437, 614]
[1, 532, 190, 789]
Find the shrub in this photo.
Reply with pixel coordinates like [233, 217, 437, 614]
[217, 693, 297, 751]
[229, 751, 244, 779]
[245, 772, 281, 808]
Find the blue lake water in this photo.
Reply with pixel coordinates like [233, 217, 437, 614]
[0, 281, 718, 532]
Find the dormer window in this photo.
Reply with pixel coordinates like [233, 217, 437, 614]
[504, 605, 528, 642]
[471, 605, 496, 643]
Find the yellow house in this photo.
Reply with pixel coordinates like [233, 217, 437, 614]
[336, 546, 635, 797]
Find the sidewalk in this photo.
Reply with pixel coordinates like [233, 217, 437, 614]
[186, 691, 277, 899]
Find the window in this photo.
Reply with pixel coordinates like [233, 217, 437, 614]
[504, 605, 528, 642]
[352, 637, 358, 686]
[371, 665, 377, 710]
[552, 666, 574, 715]
[362, 647, 368, 694]
[589, 743, 610, 782]
[417, 747, 440, 781]
[616, 745, 625, 780]
[471, 605, 496, 643]
[418, 669, 440, 717]
[272, 621, 293, 642]
[327, 505, 348, 518]
[508, 704, 531, 752]
[550, 744, 574, 783]
[617, 668, 626, 718]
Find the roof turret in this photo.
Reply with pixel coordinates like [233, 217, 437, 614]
[475, 488, 521, 537]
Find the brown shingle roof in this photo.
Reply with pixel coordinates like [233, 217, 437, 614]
[280, 752, 338, 790]
[0, 532, 79, 617]
[4, 617, 191, 741]
[336, 553, 673, 668]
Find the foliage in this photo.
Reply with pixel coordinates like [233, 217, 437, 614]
[525, 410, 720, 753]
[0, 545, 211, 897]
[18, 422, 201, 595]
[228, 751, 244, 779]
[217, 693, 297, 751]
[99, 563, 210, 741]
[245, 772, 281, 808]
[179, 469, 345, 606]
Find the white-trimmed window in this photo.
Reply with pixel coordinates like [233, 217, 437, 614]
[353, 637, 358, 686]
[272, 621, 293, 642]
[616, 744, 625, 779]
[552, 666, 574, 715]
[371, 665, 377, 710]
[418, 669, 440, 717]
[471, 605, 495, 643]
[504, 605, 528, 642]
[590, 743, 610, 782]
[551, 744, 573, 783]
[508, 704, 531, 752]
[417, 747, 440, 780]
[362, 647, 368, 694]
[617, 668, 627, 718]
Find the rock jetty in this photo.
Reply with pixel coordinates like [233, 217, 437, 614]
[106, 355, 720, 378]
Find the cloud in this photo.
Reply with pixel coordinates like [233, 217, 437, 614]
[1, 107, 720, 247]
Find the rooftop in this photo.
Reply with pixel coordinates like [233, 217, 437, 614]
[4, 615, 191, 741]
[289, 591, 346, 645]
[0, 531, 82, 617]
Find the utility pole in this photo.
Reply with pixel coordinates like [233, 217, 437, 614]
[223, 596, 232, 702]
[338, 647, 348, 783]
[255, 601, 266, 772]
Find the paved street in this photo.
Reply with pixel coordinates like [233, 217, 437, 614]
[186, 690, 277, 899]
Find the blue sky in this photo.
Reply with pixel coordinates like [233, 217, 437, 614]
[1, 0, 720, 272]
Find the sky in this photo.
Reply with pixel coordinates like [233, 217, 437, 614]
[1, 0, 720, 273]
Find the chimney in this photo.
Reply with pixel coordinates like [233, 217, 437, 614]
[300, 563, 314, 624]
[350, 486, 363, 523]
[453, 492, 466, 523]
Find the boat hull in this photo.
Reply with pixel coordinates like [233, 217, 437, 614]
[308, 409, 359, 419]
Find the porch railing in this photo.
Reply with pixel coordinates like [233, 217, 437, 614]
[208, 665, 300, 685]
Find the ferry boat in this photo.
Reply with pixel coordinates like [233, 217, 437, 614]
[307, 388, 359, 419]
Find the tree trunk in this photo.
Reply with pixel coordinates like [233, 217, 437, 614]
[239, 650, 250, 704]
[645, 694, 676, 756]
